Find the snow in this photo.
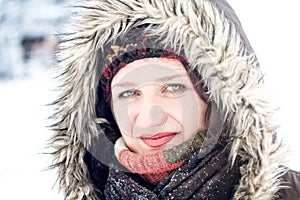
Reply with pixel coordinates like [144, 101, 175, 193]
[0, 0, 299, 199]
[0, 65, 62, 199]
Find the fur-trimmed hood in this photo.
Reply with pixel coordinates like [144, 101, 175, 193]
[50, 0, 285, 199]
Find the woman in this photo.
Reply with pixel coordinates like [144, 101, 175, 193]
[50, 0, 300, 199]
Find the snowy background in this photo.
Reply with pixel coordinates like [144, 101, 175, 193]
[0, 0, 299, 199]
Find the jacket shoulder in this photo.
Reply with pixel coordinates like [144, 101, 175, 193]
[277, 169, 300, 199]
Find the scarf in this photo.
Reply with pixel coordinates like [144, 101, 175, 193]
[105, 136, 241, 199]
[114, 131, 206, 185]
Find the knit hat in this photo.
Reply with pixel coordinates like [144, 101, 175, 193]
[98, 25, 208, 103]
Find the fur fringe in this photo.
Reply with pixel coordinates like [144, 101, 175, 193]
[49, 0, 286, 199]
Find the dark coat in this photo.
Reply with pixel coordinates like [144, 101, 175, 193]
[86, 147, 300, 200]
[278, 169, 300, 199]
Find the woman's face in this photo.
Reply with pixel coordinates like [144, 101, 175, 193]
[111, 58, 207, 153]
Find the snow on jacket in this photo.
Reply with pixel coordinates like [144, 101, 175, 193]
[49, 0, 300, 199]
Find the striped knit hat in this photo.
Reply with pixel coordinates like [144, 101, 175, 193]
[98, 25, 208, 103]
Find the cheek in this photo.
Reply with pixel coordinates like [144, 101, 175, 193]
[161, 99, 182, 119]
[179, 93, 207, 135]
[112, 102, 135, 136]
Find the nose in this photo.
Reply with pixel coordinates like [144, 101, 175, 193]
[135, 103, 167, 129]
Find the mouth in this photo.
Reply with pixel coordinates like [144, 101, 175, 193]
[141, 132, 177, 148]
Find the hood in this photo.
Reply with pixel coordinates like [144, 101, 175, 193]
[50, 0, 285, 199]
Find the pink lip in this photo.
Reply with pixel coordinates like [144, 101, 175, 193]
[141, 132, 177, 148]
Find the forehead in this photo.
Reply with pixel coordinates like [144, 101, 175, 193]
[111, 58, 189, 86]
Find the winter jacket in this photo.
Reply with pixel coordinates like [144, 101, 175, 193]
[278, 169, 300, 199]
[49, 0, 300, 199]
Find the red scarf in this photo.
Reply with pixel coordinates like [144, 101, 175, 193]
[115, 132, 206, 185]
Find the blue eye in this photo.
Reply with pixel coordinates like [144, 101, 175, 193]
[164, 84, 186, 93]
[118, 90, 138, 99]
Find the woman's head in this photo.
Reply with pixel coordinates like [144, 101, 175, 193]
[110, 57, 208, 153]
[97, 26, 211, 154]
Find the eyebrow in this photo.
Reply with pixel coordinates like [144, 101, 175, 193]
[112, 82, 138, 88]
[155, 74, 185, 82]
[112, 74, 185, 88]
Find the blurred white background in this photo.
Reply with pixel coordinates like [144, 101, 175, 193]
[0, 0, 299, 199]
[230, 0, 300, 170]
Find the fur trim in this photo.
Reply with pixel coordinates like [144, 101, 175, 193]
[49, 0, 285, 199]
